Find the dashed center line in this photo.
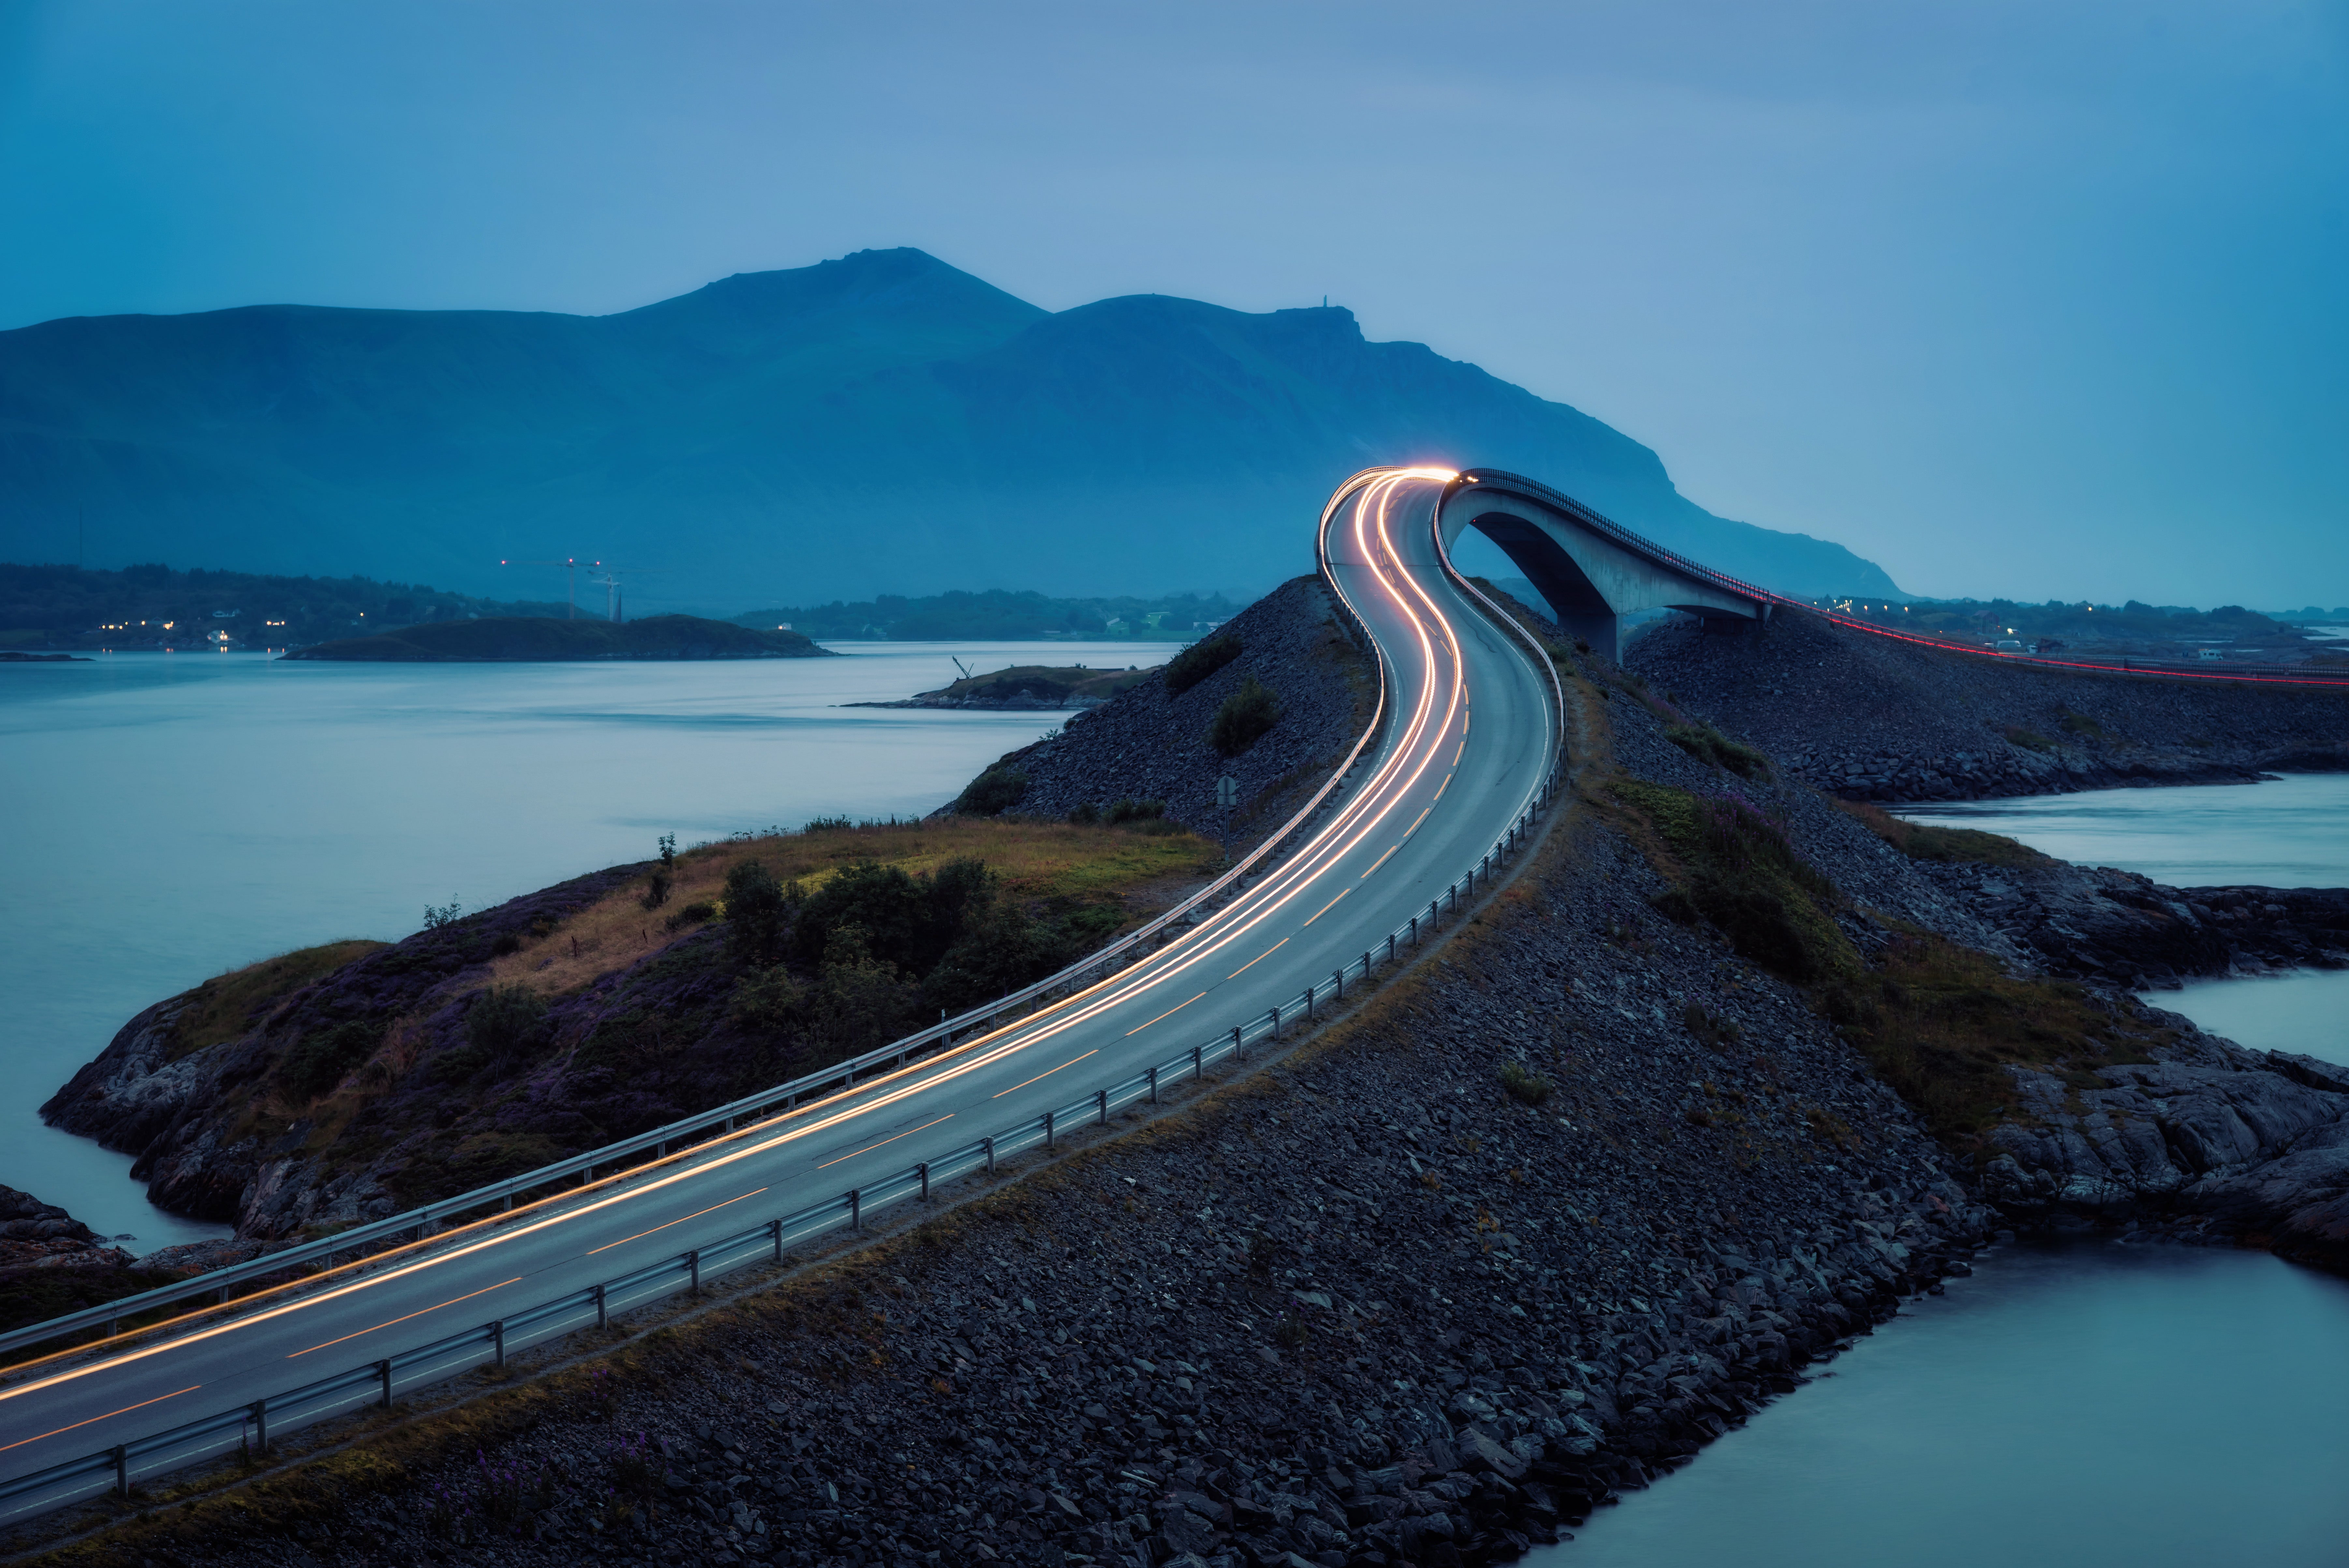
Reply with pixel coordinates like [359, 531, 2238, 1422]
[1228, 937, 1289, 979]
[587, 1188, 769, 1257]
[0, 1385, 201, 1456]
[288, 1277, 520, 1359]
[1125, 992, 1206, 1037]
[992, 1050, 1098, 1099]
[1303, 888, 1350, 926]
[817, 1114, 956, 1170]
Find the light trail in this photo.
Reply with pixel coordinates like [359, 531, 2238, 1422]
[287, 1278, 521, 1359]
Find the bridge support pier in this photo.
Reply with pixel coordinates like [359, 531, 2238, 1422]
[1559, 612, 1619, 662]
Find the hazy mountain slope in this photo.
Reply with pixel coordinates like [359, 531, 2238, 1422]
[0, 248, 1899, 604]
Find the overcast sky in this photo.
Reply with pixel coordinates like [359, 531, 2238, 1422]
[2, 0, 2342, 606]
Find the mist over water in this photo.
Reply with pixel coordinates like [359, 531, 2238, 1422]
[0, 644, 1172, 1248]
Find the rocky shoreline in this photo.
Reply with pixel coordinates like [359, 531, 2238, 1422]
[21, 587, 2349, 1568]
[1628, 604, 2349, 803]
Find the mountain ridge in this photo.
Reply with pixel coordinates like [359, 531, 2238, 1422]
[0, 248, 1902, 606]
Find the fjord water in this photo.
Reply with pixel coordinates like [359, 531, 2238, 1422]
[1551, 1240, 2349, 1568]
[1899, 774, 2349, 1066]
[1, 644, 1164, 1249]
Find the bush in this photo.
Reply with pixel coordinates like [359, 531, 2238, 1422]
[1683, 1001, 1743, 1049]
[1663, 723, 1771, 781]
[664, 900, 715, 932]
[279, 1019, 380, 1099]
[1104, 797, 1165, 824]
[1498, 1059, 1553, 1105]
[1613, 779, 1855, 985]
[1209, 676, 1281, 756]
[2003, 726, 2054, 752]
[953, 766, 1028, 817]
[723, 859, 789, 968]
[1068, 802, 1100, 825]
[729, 965, 805, 1033]
[467, 984, 547, 1065]
[1164, 633, 1242, 694]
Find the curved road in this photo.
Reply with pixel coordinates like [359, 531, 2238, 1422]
[0, 468, 1558, 1514]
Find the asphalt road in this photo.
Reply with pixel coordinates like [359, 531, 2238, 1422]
[0, 468, 1558, 1513]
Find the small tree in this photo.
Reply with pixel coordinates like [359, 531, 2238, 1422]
[723, 858, 789, 968]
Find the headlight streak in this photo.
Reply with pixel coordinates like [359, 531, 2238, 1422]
[0, 466, 1508, 1433]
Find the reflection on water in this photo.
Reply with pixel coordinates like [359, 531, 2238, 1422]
[0, 643, 1174, 1246]
[1546, 1242, 2349, 1568]
[1895, 773, 2349, 887]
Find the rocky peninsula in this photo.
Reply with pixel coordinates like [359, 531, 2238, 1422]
[21, 588, 2349, 1568]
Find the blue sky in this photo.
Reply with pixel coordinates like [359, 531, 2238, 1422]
[1, 0, 2342, 606]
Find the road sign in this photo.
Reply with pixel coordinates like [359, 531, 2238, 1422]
[1215, 775, 1238, 807]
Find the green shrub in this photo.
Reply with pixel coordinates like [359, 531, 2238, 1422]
[1664, 723, 1771, 781]
[467, 984, 547, 1065]
[723, 859, 789, 968]
[279, 1019, 380, 1100]
[1104, 797, 1165, 824]
[2003, 726, 2053, 752]
[1613, 779, 1856, 985]
[640, 868, 671, 911]
[1209, 676, 1281, 756]
[2059, 710, 2107, 738]
[1683, 1001, 1743, 1049]
[1068, 802, 1101, 825]
[1498, 1059, 1553, 1105]
[664, 900, 715, 932]
[1164, 633, 1242, 694]
[729, 966, 806, 1033]
[954, 766, 1028, 816]
[1835, 799, 2049, 869]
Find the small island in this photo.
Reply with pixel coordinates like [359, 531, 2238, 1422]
[849, 662, 1160, 709]
[283, 613, 832, 662]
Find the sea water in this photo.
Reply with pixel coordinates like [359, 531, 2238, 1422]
[1898, 775, 2349, 1067]
[0, 644, 1172, 1249]
[1547, 1240, 2349, 1568]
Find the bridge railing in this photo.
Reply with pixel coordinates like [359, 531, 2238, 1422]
[0, 771, 1565, 1524]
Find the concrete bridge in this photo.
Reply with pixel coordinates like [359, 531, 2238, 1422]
[1437, 468, 1773, 661]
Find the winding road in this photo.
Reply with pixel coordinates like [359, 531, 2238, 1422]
[0, 467, 1562, 1517]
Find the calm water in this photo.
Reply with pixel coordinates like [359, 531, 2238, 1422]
[1551, 1241, 2349, 1568]
[1, 643, 1172, 1249]
[1899, 775, 2349, 1066]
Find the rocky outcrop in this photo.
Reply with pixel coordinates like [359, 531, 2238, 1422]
[955, 576, 1372, 838]
[1627, 603, 2349, 804]
[1911, 862, 2349, 987]
[1981, 1032, 2349, 1274]
[0, 1185, 132, 1273]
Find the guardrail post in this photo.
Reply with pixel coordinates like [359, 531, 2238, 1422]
[594, 1282, 608, 1329]
[1096, 1089, 1109, 1127]
[1409, 914, 1419, 947]
[655, 1141, 666, 1158]
[1270, 1004, 1282, 1042]
[689, 1248, 703, 1293]
[252, 1398, 269, 1456]
[1334, 966, 1344, 1000]
[1148, 1064, 1160, 1103]
[918, 1162, 931, 1201]
[502, 1192, 513, 1212]
[1306, 985, 1316, 1022]
[112, 1444, 129, 1499]
[1045, 1108, 1057, 1149]
[1386, 933, 1396, 964]
[492, 1319, 506, 1370]
[378, 1359, 393, 1408]
[984, 1136, 996, 1174]
[1229, 1027, 1242, 1066]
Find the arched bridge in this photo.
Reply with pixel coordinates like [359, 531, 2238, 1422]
[1440, 467, 1772, 661]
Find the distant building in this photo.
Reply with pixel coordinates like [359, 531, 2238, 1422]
[2197, 646, 2227, 661]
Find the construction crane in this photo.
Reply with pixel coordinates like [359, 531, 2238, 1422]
[586, 567, 664, 623]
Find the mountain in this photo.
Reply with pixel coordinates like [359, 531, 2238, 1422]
[0, 248, 1901, 606]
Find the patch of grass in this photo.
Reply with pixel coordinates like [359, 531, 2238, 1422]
[165, 941, 386, 1061]
[1826, 933, 2163, 1156]
[1663, 722, 1771, 780]
[2003, 726, 2054, 752]
[1498, 1059, 1553, 1105]
[279, 1018, 383, 1100]
[2059, 710, 2108, 739]
[1835, 799, 2052, 869]
[1164, 632, 1242, 694]
[1682, 1001, 1742, 1050]
[1608, 778, 1858, 985]
[1209, 675, 1282, 755]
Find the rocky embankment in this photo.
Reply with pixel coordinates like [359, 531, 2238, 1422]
[956, 577, 1372, 840]
[0, 1185, 130, 1273]
[1628, 605, 2349, 802]
[850, 664, 1160, 712]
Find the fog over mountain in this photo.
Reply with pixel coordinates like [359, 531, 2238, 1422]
[0, 248, 1900, 606]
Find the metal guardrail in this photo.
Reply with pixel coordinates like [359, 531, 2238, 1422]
[0, 774, 1564, 1521]
[3, 467, 1571, 1520]
[0, 639, 1402, 1367]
